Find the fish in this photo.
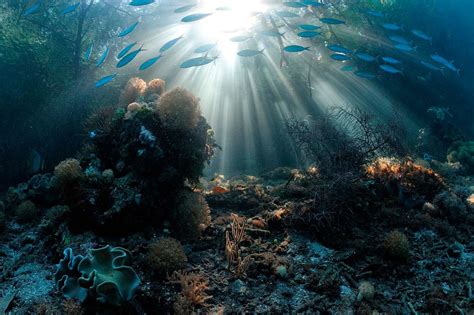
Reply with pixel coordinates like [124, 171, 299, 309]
[298, 24, 321, 31]
[27, 149, 45, 174]
[283, 2, 307, 8]
[381, 56, 401, 65]
[174, 5, 195, 13]
[327, 45, 352, 54]
[129, 0, 154, 6]
[394, 44, 415, 52]
[216, 6, 232, 11]
[95, 73, 117, 87]
[366, 9, 384, 17]
[230, 35, 251, 42]
[194, 43, 217, 54]
[160, 36, 183, 53]
[84, 44, 93, 61]
[297, 31, 320, 38]
[117, 42, 137, 59]
[117, 45, 145, 68]
[182, 13, 213, 22]
[260, 30, 286, 37]
[139, 55, 162, 70]
[411, 30, 432, 43]
[237, 49, 265, 57]
[420, 60, 442, 71]
[354, 70, 376, 79]
[389, 35, 410, 45]
[276, 11, 299, 18]
[380, 64, 402, 74]
[118, 21, 139, 37]
[331, 54, 351, 61]
[430, 54, 459, 73]
[383, 23, 402, 31]
[320, 18, 345, 25]
[61, 2, 80, 15]
[180, 56, 218, 68]
[302, 0, 323, 6]
[355, 52, 376, 62]
[340, 65, 354, 71]
[96, 47, 109, 67]
[283, 45, 310, 52]
[23, 2, 41, 16]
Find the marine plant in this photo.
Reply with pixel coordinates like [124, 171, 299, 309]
[147, 237, 187, 277]
[55, 246, 140, 305]
[383, 230, 410, 262]
[447, 140, 474, 175]
[170, 190, 211, 240]
[15, 200, 39, 223]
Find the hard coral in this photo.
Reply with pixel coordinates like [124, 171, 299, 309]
[447, 140, 474, 174]
[119, 77, 146, 106]
[170, 190, 211, 240]
[15, 200, 38, 223]
[383, 230, 410, 262]
[54, 159, 84, 189]
[148, 237, 187, 277]
[157, 87, 201, 130]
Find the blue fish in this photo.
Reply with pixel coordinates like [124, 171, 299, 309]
[117, 45, 145, 68]
[276, 11, 299, 18]
[180, 56, 218, 68]
[302, 0, 323, 6]
[320, 18, 345, 25]
[61, 2, 80, 15]
[119, 21, 139, 37]
[383, 23, 402, 31]
[95, 73, 117, 88]
[84, 44, 93, 61]
[355, 52, 376, 62]
[283, 2, 307, 8]
[117, 42, 137, 59]
[216, 6, 232, 11]
[298, 31, 320, 38]
[139, 55, 162, 70]
[194, 43, 217, 54]
[237, 49, 264, 57]
[182, 13, 213, 22]
[96, 47, 109, 67]
[394, 44, 415, 52]
[175, 5, 195, 13]
[129, 0, 154, 6]
[420, 60, 441, 71]
[389, 35, 410, 45]
[331, 54, 351, 61]
[431, 54, 459, 73]
[366, 9, 384, 18]
[381, 56, 401, 65]
[298, 24, 321, 31]
[160, 36, 183, 53]
[354, 70, 376, 79]
[411, 30, 432, 43]
[327, 45, 352, 54]
[283, 45, 310, 52]
[230, 35, 251, 42]
[260, 30, 286, 37]
[380, 64, 402, 74]
[340, 65, 354, 72]
[23, 1, 41, 16]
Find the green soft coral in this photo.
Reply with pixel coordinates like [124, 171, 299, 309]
[55, 245, 140, 305]
[447, 140, 474, 174]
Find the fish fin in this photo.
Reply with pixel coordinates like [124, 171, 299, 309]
[305, 47, 311, 51]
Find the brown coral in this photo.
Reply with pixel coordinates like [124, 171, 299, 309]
[170, 190, 211, 240]
[15, 200, 38, 223]
[54, 158, 84, 189]
[144, 78, 166, 101]
[148, 237, 187, 277]
[383, 230, 410, 262]
[157, 87, 201, 130]
[169, 271, 212, 314]
[119, 77, 146, 106]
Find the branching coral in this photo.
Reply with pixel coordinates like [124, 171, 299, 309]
[447, 140, 474, 174]
[148, 238, 187, 277]
[170, 190, 211, 240]
[157, 87, 201, 131]
[169, 271, 212, 314]
[119, 78, 147, 106]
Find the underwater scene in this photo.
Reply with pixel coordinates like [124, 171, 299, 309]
[0, 0, 473, 313]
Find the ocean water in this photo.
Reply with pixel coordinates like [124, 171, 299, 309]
[0, 1, 474, 313]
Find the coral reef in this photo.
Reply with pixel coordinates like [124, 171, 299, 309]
[119, 77, 147, 106]
[15, 200, 39, 223]
[447, 140, 474, 175]
[54, 159, 84, 190]
[169, 271, 212, 314]
[147, 238, 187, 277]
[157, 87, 201, 131]
[170, 190, 211, 240]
